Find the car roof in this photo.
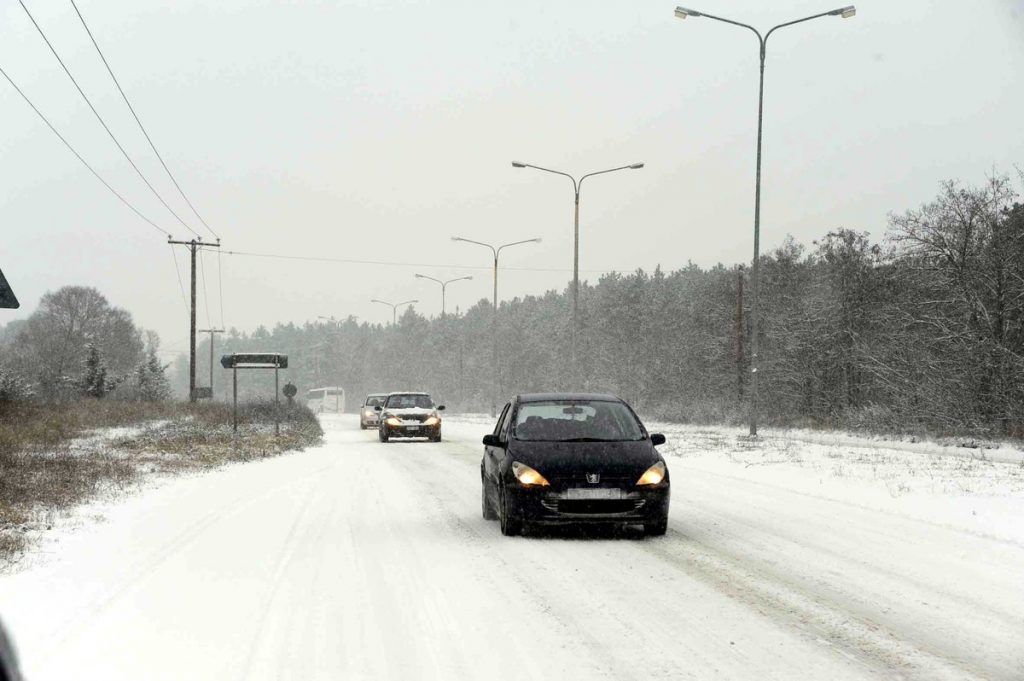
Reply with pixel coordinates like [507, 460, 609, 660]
[365, 393, 388, 397]
[516, 392, 623, 403]
[386, 391, 429, 396]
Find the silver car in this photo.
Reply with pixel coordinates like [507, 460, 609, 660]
[360, 393, 388, 430]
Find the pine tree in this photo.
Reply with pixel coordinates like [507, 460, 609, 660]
[81, 343, 108, 398]
[136, 334, 170, 401]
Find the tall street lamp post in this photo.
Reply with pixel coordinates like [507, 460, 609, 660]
[452, 236, 541, 416]
[512, 161, 643, 385]
[673, 5, 855, 437]
[414, 274, 473, 317]
[370, 298, 418, 325]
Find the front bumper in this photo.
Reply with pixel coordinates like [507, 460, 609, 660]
[360, 413, 381, 425]
[505, 482, 669, 524]
[381, 422, 440, 438]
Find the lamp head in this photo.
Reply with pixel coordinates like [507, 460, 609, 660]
[630, 162, 645, 169]
[830, 5, 856, 17]
[511, 161, 526, 168]
[674, 6, 701, 19]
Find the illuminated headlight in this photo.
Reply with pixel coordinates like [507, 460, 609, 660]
[424, 416, 439, 426]
[511, 461, 549, 487]
[636, 461, 666, 486]
[364, 410, 374, 416]
[385, 416, 402, 426]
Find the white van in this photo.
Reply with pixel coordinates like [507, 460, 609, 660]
[307, 386, 345, 414]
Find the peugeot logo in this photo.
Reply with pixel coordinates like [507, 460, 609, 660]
[586, 473, 600, 484]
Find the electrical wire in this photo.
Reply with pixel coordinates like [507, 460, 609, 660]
[0, 64, 170, 236]
[217, 248, 226, 329]
[219, 249, 615, 274]
[199, 247, 212, 328]
[19, 0, 202, 238]
[169, 246, 189, 314]
[68, 0, 219, 241]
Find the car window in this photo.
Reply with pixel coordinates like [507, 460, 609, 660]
[385, 394, 433, 409]
[364, 396, 384, 407]
[512, 400, 644, 442]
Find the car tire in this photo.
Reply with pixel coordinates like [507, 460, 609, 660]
[499, 487, 522, 537]
[482, 480, 498, 521]
[379, 429, 389, 443]
[431, 431, 442, 443]
[360, 423, 367, 430]
[644, 516, 668, 537]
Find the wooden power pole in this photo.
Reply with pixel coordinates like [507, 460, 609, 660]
[198, 327, 225, 398]
[168, 237, 220, 402]
[736, 267, 745, 402]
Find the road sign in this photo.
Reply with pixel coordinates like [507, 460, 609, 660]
[220, 353, 288, 369]
[282, 383, 297, 398]
[192, 387, 213, 399]
[0, 267, 19, 309]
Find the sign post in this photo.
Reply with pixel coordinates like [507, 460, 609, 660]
[220, 353, 289, 435]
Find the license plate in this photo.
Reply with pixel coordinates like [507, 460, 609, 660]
[565, 488, 622, 500]
[404, 426, 420, 432]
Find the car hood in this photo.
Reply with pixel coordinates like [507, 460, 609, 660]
[383, 407, 436, 417]
[506, 439, 661, 480]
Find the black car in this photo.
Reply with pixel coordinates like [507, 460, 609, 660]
[481, 393, 669, 536]
[376, 391, 445, 442]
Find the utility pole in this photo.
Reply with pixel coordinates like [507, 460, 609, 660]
[168, 237, 220, 402]
[736, 268, 744, 402]
[199, 327, 225, 398]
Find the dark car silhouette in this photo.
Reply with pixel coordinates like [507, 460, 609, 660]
[481, 393, 669, 536]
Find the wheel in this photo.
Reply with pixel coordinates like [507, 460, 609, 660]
[499, 487, 522, 536]
[482, 479, 498, 521]
[431, 431, 442, 443]
[360, 422, 367, 430]
[378, 428, 389, 443]
[644, 516, 668, 536]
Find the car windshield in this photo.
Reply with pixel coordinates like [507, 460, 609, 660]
[385, 394, 433, 409]
[364, 396, 384, 407]
[512, 400, 644, 442]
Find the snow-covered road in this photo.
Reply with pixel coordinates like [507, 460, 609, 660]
[2, 414, 1022, 680]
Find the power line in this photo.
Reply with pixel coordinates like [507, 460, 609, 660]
[169, 245, 189, 313]
[0, 63, 170, 236]
[199, 247, 212, 328]
[217, 248, 226, 328]
[218, 249, 616, 274]
[19, 0, 202, 238]
[68, 0, 219, 241]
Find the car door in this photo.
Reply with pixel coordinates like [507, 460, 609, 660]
[484, 402, 511, 487]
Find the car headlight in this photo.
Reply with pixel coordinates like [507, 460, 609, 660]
[385, 416, 401, 426]
[636, 461, 666, 486]
[511, 461, 549, 487]
[424, 416, 439, 426]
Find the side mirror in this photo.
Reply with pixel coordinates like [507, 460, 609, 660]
[650, 433, 666, 446]
[374, 405, 382, 412]
[482, 434, 505, 448]
[437, 405, 446, 411]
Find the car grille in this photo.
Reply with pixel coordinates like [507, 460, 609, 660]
[542, 499, 646, 516]
[401, 414, 429, 423]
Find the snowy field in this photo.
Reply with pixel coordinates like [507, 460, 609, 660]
[1, 413, 1022, 680]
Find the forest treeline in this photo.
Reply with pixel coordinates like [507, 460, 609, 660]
[177, 174, 1024, 437]
[4, 174, 1023, 437]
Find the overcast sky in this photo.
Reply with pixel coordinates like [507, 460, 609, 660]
[2, 0, 1022, 359]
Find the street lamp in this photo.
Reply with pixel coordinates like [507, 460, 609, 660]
[452, 236, 541, 416]
[512, 160, 643, 384]
[370, 298, 418, 325]
[414, 274, 473, 317]
[674, 5, 855, 437]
